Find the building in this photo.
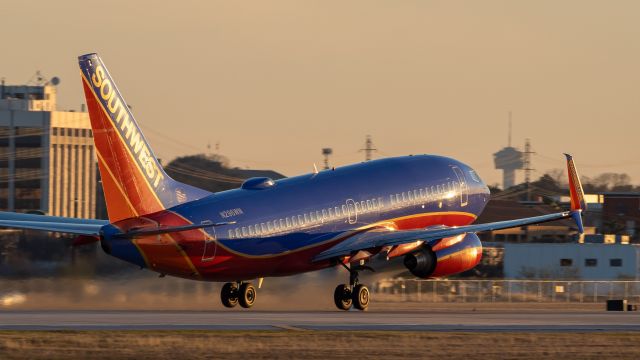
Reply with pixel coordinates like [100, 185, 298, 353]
[504, 243, 640, 280]
[0, 80, 96, 218]
[601, 192, 640, 239]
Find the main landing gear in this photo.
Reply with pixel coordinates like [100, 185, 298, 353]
[333, 263, 373, 311]
[220, 282, 257, 309]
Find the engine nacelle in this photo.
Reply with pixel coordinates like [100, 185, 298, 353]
[403, 233, 482, 278]
[403, 245, 437, 278]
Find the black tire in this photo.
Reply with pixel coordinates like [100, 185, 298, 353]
[238, 283, 257, 308]
[221, 282, 238, 308]
[352, 284, 370, 311]
[334, 284, 352, 310]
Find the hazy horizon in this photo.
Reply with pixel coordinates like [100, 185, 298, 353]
[2, 1, 639, 186]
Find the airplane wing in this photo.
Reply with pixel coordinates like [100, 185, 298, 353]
[314, 211, 575, 262]
[0, 211, 108, 235]
[314, 154, 586, 262]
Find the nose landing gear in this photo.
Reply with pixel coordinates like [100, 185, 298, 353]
[333, 262, 373, 311]
[220, 281, 257, 309]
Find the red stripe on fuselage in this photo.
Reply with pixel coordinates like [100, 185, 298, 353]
[127, 210, 477, 281]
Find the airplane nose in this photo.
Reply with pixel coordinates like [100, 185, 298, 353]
[481, 181, 491, 202]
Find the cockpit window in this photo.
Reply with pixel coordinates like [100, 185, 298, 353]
[468, 169, 481, 183]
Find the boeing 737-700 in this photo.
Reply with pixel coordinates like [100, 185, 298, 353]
[0, 54, 586, 310]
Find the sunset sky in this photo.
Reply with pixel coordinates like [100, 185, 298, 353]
[2, 1, 639, 186]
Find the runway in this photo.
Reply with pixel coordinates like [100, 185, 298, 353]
[2, 309, 640, 331]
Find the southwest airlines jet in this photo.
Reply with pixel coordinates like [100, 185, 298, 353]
[0, 54, 587, 311]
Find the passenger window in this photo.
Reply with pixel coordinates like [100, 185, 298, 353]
[366, 200, 372, 210]
[249, 227, 255, 236]
[431, 186, 435, 198]
[419, 189, 425, 199]
[242, 227, 248, 237]
[282, 219, 287, 228]
[355, 203, 361, 213]
[328, 208, 334, 218]
[316, 210, 322, 221]
[396, 194, 401, 204]
[274, 220, 280, 231]
[261, 223, 267, 233]
[390, 195, 395, 206]
[292, 216, 298, 227]
[372, 199, 377, 208]
[305, 213, 311, 223]
[335, 207, 340, 216]
[402, 192, 407, 202]
[378, 197, 384, 208]
[298, 215, 304, 226]
[322, 209, 327, 220]
[342, 205, 347, 215]
[361, 201, 366, 211]
[267, 222, 273, 232]
[408, 191, 414, 202]
[310, 212, 316, 222]
[228, 230, 234, 239]
[235, 228, 241, 238]
[414, 190, 419, 200]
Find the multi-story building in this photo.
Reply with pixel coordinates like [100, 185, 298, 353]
[0, 80, 96, 218]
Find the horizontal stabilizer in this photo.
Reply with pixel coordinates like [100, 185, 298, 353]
[0, 220, 104, 235]
[0, 211, 107, 225]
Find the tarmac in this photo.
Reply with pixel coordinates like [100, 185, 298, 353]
[2, 309, 640, 331]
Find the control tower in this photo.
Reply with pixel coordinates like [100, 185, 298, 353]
[493, 116, 523, 189]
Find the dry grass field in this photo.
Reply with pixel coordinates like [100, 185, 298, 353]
[0, 331, 639, 360]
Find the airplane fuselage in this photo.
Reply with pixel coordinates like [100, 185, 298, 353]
[101, 155, 490, 281]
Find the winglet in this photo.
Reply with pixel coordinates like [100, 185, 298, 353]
[564, 153, 586, 233]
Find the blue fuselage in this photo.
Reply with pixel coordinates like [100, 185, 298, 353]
[103, 155, 490, 280]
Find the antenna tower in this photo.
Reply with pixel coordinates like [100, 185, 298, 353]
[321, 148, 333, 170]
[359, 135, 377, 161]
[523, 138, 535, 200]
[508, 111, 512, 147]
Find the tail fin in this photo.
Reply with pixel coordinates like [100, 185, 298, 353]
[78, 53, 209, 222]
[564, 153, 586, 233]
[564, 153, 587, 212]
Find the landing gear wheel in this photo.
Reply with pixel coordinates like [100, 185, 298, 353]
[352, 284, 370, 311]
[238, 282, 257, 308]
[334, 284, 353, 310]
[221, 282, 238, 308]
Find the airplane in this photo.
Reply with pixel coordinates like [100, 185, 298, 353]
[0, 53, 587, 311]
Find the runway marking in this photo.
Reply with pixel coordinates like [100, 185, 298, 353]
[273, 324, 308, 331]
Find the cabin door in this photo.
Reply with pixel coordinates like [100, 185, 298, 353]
[451, 166, 469, 207]
[201, 226, 217, 262]
[346, 199, 358, 224]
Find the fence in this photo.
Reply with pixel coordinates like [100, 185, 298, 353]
[373, 279, 640, 303]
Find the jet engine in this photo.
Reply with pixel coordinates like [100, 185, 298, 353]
[403, 232, 482, 278]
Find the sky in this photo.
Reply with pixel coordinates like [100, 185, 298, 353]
[1, 0, 639, 186]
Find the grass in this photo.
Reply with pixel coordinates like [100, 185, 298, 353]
[1, 331, 640, 359]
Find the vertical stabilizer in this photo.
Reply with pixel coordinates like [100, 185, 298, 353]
[78, 53, 209, 222]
